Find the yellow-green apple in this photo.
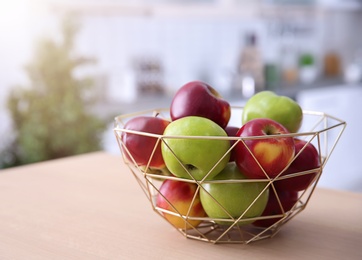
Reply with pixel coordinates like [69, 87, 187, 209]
[161, 116, 230, 180]
[156, 179, 206, 229]
[274, 138, 320, 191]
[225, 125, 240, 162]
[234, 118, 295, 179]
[170, 81, 231, 128]
[200, 163, 269, 226]
[253, 189, 298, 227]
[121, 116, 170, 175]
[242, 91, 303, 133]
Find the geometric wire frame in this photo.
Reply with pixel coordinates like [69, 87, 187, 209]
[114, 106, 346, 244]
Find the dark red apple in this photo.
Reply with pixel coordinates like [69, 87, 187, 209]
[121, 116, 170, 174]
[234, 118, 295, 179]
[170, 81, 231, 128]
[274, 138, 320, 191]
[225, 125, 240, 162]
[253, 189, 299, 228]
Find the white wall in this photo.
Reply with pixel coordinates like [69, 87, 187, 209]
[297, 84, 362, 193]
[1, 3, 361, 104]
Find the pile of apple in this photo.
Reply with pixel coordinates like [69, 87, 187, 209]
[120, 81, 321, 230]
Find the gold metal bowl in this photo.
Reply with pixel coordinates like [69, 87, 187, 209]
[114, 107, 346, 244]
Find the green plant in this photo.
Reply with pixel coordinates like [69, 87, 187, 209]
[1, 17, 106, 167]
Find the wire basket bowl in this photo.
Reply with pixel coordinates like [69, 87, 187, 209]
[113, 106, 346, 244]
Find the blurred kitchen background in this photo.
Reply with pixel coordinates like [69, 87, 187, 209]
[0, 0, 361, 192]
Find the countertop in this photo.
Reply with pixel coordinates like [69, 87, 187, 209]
[0, 152, 361, 259]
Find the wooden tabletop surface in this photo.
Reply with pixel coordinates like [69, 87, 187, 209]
[0, 152, 361, 259]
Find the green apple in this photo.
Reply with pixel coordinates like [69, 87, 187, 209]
[242, 91, 303, 133]
[200, 163, 269, 226]
[161, 116, 230, 181]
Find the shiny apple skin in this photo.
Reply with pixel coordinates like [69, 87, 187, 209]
[234, 118, 295, 179]
[121, 116, 170, 170]
[170, 81, 231, 128]
[156, 179, 206, 230]
[274, 138, 320, 191]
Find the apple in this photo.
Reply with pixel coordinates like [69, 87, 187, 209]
[200, 163, 269, 226]
[121, 116, 170, 175]
[170, 81, 231, 128]
[225, 126, 240, 137]
[274, 138, 320, 191]
[161, 116, 231, 181]
[253, 189, 299, 228]
[234, 118, 295, 179]
[242, 91, 303, 133]
[156, 179, 206, 230]
[225, 125, 240, 162]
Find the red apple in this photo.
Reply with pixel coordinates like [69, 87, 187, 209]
[225, 125, 240, 162]
[253, 189, 299, 227]
[274, 138, 320, 191]
[170, 81, 231, 128]
[234, 118, 295, 179]
[121, 116, 170, 174]
[156, 179, 206, 229]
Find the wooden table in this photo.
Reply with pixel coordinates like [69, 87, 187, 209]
[0, 152, 361, 259]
